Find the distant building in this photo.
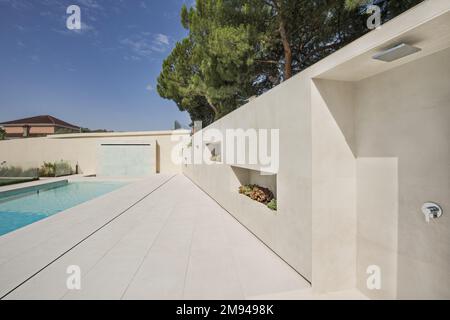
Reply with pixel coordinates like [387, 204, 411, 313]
[0, 115, 80, 139]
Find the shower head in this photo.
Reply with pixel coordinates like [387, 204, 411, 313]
[373, 43, 421, 62]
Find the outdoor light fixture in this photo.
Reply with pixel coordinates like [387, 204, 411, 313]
[372, 43, 422, 62]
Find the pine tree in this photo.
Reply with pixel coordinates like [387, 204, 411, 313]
[158, 0, 423, 125]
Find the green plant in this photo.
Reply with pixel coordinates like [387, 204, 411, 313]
[267, 199, 277, 211]
[239, 184, 274, 205]
[239, 184, 254, 197]
[0, 165, 38, 178]
[249, 185, 274, 204]
[55, 160, 73, 177]
[39, 161, 73, 177]
[210, 154, 221, 162]
[0, 127, 5, 140]
[39, 162, 56, 177]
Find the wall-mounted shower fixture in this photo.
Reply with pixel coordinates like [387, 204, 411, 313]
[373, 43, 421, 62]
[421, 202, 443, 223]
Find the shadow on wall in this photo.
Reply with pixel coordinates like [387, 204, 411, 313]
[312, 77, 400, 298]
[312, 78, 356, 157]
[156, 142, 161, 174]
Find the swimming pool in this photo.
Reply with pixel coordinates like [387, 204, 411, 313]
[0, 181, 126, 236]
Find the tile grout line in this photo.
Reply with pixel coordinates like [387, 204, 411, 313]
[59, 186, 168, 300]
[0, 174, 177, 300]
[119, 179, 183, 300]
[0, 181, 143, 267]
[180, 215, 197, 299]
[220, 226, 247, 299]
[182, 173, 312, 285]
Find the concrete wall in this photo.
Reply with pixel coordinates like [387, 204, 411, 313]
[0, 131, 189, 175]
[183, 76, 313, 281]
[97, 142, 156, 177]
[310, 47, 450, 299]
[0, 0, 447, 299]
[184, 3, 450, 297]
[311, 79, 357, 293]
[354, 48, 450, 299]
[4, 127, 26, 135]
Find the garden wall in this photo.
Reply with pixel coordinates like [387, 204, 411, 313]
[0, 130, 189, 175]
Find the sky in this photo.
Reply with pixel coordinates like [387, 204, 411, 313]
[0, 0, 193, 131]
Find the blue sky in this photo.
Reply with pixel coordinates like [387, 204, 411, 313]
[0, 0, 193, 131]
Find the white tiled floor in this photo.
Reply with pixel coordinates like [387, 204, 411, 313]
[1, 174, 311, 300]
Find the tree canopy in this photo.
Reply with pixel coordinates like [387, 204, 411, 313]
[158, 0, 422, 126]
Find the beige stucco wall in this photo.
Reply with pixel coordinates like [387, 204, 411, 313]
[4, 127, 24, 135]
[184, 2, 450, 297]
[311, 79, 357, 293]
[310, 47, 450, 299]
[0, 0, 447, 299]
[4, 126, 56, 135]
[29, 126, 55, 135]
[354, 47, 450, 299]
[0, 131, 189, 175]
[183, 76, 313, 281]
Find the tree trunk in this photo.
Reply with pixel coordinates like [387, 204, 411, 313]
[206, 96, 219, 120]
[275, 1, 293, 80]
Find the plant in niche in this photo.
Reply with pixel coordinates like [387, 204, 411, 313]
[239, 184, 254, 197]
[210, 154, 221, 162]
[239, 184, 276, 211]
[267, 199, 277, 211]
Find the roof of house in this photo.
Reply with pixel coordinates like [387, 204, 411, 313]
[0, 115, 80, 130]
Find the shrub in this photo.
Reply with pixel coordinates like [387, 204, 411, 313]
[210, 154, 221, 162]
[239, 184, 254, 197]
[39, 162, 56, 177]
[239, 184, 274, 205]
[249, 185, 274, 204]
[0, 165, 39, 178]
[267, 199, 277, 211]
[39, 161, 73, 177]
[55, 160, 73, 177]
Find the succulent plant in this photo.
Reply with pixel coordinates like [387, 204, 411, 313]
[267, 199, 277, 211]
[239, 184, 274, 204]
[239, 184, 254, 196]
[249, 186, 274, 203]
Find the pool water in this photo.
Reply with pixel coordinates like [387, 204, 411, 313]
[0, 181, 126, 236]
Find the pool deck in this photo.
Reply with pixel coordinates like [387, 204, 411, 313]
[0, 174, 365, 300]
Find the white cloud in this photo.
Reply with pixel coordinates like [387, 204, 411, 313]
[120, 32, 170, 58]
[124, 55, 141, 62]
[77, 0, 102, 9]
[0, 0, 32, 10]
[155, 33, 169, 46]
[146, 84, 154, 91]
[54, 21, 97, 36]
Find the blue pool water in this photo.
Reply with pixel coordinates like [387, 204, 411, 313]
[0, 181, 126, 236]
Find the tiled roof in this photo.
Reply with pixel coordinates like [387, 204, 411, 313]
[0, 115, 80, 130]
